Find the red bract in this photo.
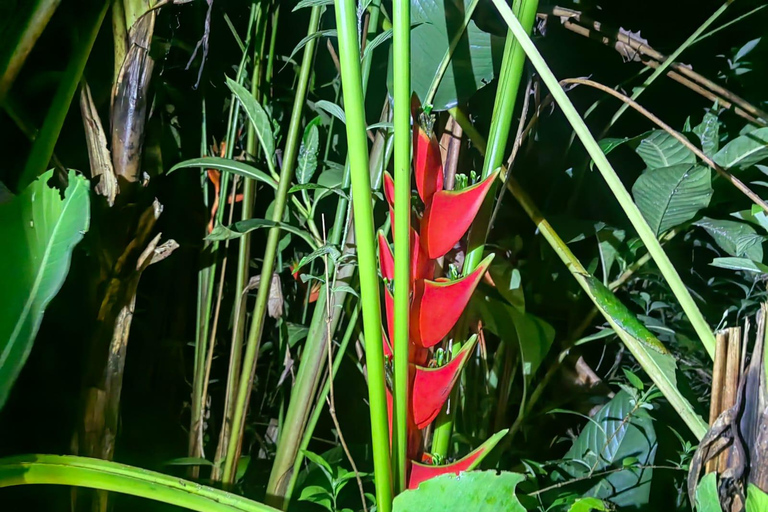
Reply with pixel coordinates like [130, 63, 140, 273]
[377, 97, 504, 489]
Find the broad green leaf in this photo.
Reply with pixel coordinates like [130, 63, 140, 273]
[393, 471, 526, 512]
[732, 207, 768, 231]
[168, 157, 277, 188]
[297, 118, 321, 185]
[208, 219, 318, 249]
[226, 77, 275, 162]
[314, 100, 346, 124]
[635, 130, 696, 169]
[390, 0, 502, 111]
[314, 166, 344, 203]
[693, 110, 720, 157]
[0, 170, 89, 410]
[561, 391, 657, 507]
[695, 473, 722, 512]
[0, 454, 277, 512]
[298, 484, 333, 512]
[694, 217, 764, 262]
[632, 164, 712, 236]
[488, 260, 525, 312]
[568, 497, 610, 512]
[302, 450, 334, 482]
[747, 483, 768, 512]
[713, 127, 768, 170]
[710, 257, 768, 274]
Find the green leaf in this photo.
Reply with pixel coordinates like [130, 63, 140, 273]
[297, 118, 321, 185]
[208, 219, 318, 249]
[562, 391, 657, 507]
[296, 245, 342, 271]
[292, 0, 333, 11]
[711, 257, 768, 274]
[0, 454, 277, 512]
[289, 29, 337, 63]
[362, 28, 393, 62]
[747, 483, 768, 512]
[635, 130, 696, 169]
[488, 260, 525, 312]
[393, 471, 526, 512]
[693, 110, 720, 157]
[632, 164, 712, 236]
[161, 457, 215, 467]
[314, 100, 346, 124]
[0, 170, 89, 411]
[713, 127, 768, 170]
[303, 450, 334, 483]
[694, 217, 764, 261]
[568, 497, 611, 512]
[622, 368, 644, 390]
[226, 77, 275, 162]
[392, 0, 502, 111]
[168, 157, 277, 188]
[298, 484, 333, 511]
[695, 473, 722, 512]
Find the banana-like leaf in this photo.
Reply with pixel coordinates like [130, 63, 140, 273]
[397, 469, 524, 510]
[0, 454, 276, 512]
[0, 170, 89, 410]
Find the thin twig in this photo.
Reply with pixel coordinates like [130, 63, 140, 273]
[560, 78, 768, 214]
[322, 215, 368, 512]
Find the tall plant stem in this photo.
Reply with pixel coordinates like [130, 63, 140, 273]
[606, 1, 731, 131]
[264, 1, 384, 504]
[334, 0, 393, 509]
[391, 0, 411, 495]
[212, 1, 269, 481]
[221, 6, 322, 484]
[490, 0, 716, 358]
[430, 0, 539, 458]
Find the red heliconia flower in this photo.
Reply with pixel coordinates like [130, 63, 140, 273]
[377, 96, 504, 489]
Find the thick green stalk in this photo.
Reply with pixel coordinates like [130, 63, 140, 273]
[490, 0, 716, 357]
[607, 2, 730, 129]
[17, 0, 108, 190]
[334, 0, 393, 509]
[431, 0, 538, 458]
[265, 2, 385, 504]
[391, 0, 411, 495]
[221, 6, 322, 484]
[0, 455, 276, 512]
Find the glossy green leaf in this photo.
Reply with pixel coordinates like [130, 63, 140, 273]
[695, 473, 722, 512]
[393, 471, 526, 512]
[0, 170, 89, 411]
[632, 164, 712, 236]
[297, 118, 321, 185]
[713, 127, 768, 170]
[693, 110, 720, 157]
[710, 257, 768, 273]
[568, 497, 610, 512]
[0, 454, 276, 512]
[227, 77, 275, 162]
[561, 391, 657, 507]
[168, 157, 277, 188]
[635, 130, 696, 169]
[747, 483, 768, 512]
[314, 100, 346, 124]
[694, 217, 764, 262]
[390, 0, 502, 111]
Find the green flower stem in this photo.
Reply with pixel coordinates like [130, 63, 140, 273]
[264, 2, 385, 505]
[431, 0, 539, 458]
[0, 455, 277, 512]
[221, 6, 322, 484]
[334, 0, 393, 509]
[391, 0, 411, 495]
[491, 0, 716, 358]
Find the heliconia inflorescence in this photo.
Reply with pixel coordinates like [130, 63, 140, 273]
[377, 96, 503, 489]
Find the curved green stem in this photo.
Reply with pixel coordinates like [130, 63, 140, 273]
[490, 0, 716, 358]
[221, 5, 323, 484]
[334, 0, 393, 509]
[0, 455, 276, 512]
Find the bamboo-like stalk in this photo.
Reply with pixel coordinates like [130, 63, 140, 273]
[333, 0, 393, 509]
[391, 0, 411, 495]
[220, 5, 322, 484]
[431, 0, 539, 458]
[490, 0, 717, 358]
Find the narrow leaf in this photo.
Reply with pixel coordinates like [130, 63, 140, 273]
[314, 100, 346, 124]
[226, 77, 275, 162]
[169, 157, 277, 188]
